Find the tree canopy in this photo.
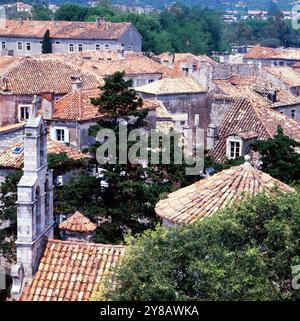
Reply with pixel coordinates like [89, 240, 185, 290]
[94, 191, 300, 301]
[251, 126, 300, 182]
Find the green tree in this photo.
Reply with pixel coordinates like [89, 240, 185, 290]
[31, 5, 53, 21]
[41, 29, 52, 54]
[91, 71, 143, 124]
[88, 72, 200, 242]
[251, 126, 300, 182]
[94, 191, 300, 301]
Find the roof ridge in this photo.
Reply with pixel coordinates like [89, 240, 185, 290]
[47, 238, 125, 248]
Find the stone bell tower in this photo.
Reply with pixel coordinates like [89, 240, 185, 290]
[15, 96, 54, 277]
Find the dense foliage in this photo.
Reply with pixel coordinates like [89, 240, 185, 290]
[252, 126, 300, 182]
[45, 3, 227, 54]
[83, 71, 200, 242]
[94, 191, 300, 301]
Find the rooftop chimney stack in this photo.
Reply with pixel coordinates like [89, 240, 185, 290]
[31, 95, 39, 118]
[71, 76, 83, 91]
[96, 17, 101, 28]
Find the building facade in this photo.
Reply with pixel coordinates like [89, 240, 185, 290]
[0, 19, 142, 56]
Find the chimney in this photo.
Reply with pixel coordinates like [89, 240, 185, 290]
[207, 124, 218, 150]
[31, 95, 39, 118]
[42, 97, 54, 120]
[70, 76, 83, 91]
[96, 17, 100, 28]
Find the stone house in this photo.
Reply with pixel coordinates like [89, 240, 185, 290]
[243, 45, 300, 67]
[0, 56, 102, 126]
[63, 51, 177, 88]
[136, 77, 209, 141]
[0, 19, 142, 56]
[48, 86, 104, 151]
[209, 97, 300, 163]
[213, 74, 300, 120]
[47, 79, 168, 150]
[260, 66, 300, 96]
[157, 52, 217, 90]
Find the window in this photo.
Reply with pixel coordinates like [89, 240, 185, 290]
[1, 41, 6, 50]
[194, 114, 199, 126]
[26, 42, 31, 51]
[291, 109, 296, 119]
[78, 43, 83, 52]
[17, 42, 23, 51]
[182, 68, 189, 76]
[193, 64, 197, 71]
[56, 129, 65, 142]
[55, 41, 60, 44]
[148, 79, 154, 83]
[104, 44, 110, 51]
[95, 44, 100, 51]
[128, 45, 132, 51]
[180, 121, 186, 126]
[19, 105, 31, 121]
[229, 141, 241, 159]
[69, 43, 74, 52]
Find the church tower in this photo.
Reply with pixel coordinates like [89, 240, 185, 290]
[15, 96, 54, 277]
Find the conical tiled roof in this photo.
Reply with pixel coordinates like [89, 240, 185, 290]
[59, 211, 97, 233]
[155, 161, 295, 225]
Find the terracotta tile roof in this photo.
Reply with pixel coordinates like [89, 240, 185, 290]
[65, 52, 178, 78]
[136, 76, 206, 95]
[210, 98, 300, 162]
[53, 88, 160, 122]
[141, 98, 161, 110]
[0, 20, 132, 40]
[20, 239, 125, 301]
[0, 139, 88, 169]
[244, 45, 278, 59]
[52, 88, 103, 121]
[0, 57, 102, 95]
[158, 52, 217, 66]
[59, 211, 97, 233]
[214, 75, 300, 107]
[155, 162, 295, 224]
[244, 45, 300, 61]
[263, 67, 300, 87]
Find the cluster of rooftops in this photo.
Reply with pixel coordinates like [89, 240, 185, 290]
[1, 19, 300, 300]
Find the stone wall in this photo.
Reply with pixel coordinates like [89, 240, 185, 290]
[212, 63, 260, 80]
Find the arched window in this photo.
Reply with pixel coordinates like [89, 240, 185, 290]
[45, 179, 50, 226]
[35, 186, 41, 236]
